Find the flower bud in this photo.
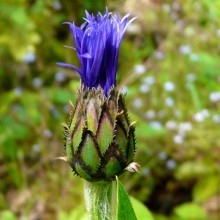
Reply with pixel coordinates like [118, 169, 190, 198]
[63, 87, 136, 181]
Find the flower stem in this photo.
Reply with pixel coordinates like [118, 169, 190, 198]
[84, 180, 117, 220]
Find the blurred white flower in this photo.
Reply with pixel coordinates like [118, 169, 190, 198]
[32, 77, 42, 87]
[149, 121, 163, 130]
[173, 134, 184, 144]
[193, 109, 209, 122]
[201, 109, 210, 117]
[145, 110, 156, 119]
[133, 98, 143, 109]
[179, 122, 192, 135]
[143, 76, 155, 86]
[165, 120, 177, 130]
[165, 97, 174, 107]
[209, 92, 220, 103]
[140, 84, 150, 93]
[179, 45, 192, 55]
[162, 4, 170, 13]
[193, 112, 204, 122]
[121, 86, 128, 94]
[164, 81, 175, 92]
[134, 64, 146, 75]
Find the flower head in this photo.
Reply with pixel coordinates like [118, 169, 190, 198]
[57, 8, 135, 95]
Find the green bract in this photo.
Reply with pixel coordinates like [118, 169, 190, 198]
[63, 87, 136, 181]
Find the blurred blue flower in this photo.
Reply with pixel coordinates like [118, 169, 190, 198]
[158, 151, 167, 160]
[166, 159, 176, 170]
[55, 72, 66, 82]
[32, 77, 43, 88]
[53, 1, 62, 10]
[58, 8, 135, 95]
[14, 86, 23, 96]
[23, 52, 36, 64]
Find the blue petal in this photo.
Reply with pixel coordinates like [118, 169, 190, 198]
[58, 8, 135, 95]
[56, 62, 81, 74]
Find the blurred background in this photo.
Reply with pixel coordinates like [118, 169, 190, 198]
[1, 0, 220, 219]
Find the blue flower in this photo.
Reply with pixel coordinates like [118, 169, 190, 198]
[57, 8, 135, 95]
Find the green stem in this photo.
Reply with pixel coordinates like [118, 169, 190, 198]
[84, 180, 117, 220]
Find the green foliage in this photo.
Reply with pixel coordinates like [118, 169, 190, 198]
[117, 176, 137, 220]
[0, 211, 17, 220]
[58, 206, 88, 220]
[130, 197, 154, 220]
[173, 203, 207, 220]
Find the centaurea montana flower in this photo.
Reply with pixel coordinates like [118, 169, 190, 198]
[60, 8, 139, 182]
[57, 8, 136, 95]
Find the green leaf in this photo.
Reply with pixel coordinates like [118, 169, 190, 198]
[193, 175, 220, 202]
[0, 210, 17, 220]
[59, 205, 87, 220]
[130, 197, 154, 220]
[116, 176, 137, 220]
[173, 203, 207, 220]
[175, 161, 214, 180]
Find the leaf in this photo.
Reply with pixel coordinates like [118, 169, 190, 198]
[59, 205, 88, 220]
[193, 175, 220, 202]
[130, 197, 154, 220]
[175, 161, 214, 180]
[0, 210, 17, 220]
[173, 203, 207, 220]
[116, 176, 137, 220]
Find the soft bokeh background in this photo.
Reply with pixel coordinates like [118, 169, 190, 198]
[1, 0, 220, 219]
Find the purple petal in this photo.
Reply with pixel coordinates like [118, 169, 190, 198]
[56, 62, 81, 74]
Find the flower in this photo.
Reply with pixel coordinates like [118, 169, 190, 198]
[59, 8, 138, 181]
[164, 81, 175, 92]
[57, 8, 135, 95]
